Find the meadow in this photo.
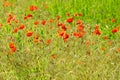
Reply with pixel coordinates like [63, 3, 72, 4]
[0, 0, 120, 80]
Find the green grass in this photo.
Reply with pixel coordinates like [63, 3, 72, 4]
[0, 0, 120, 80]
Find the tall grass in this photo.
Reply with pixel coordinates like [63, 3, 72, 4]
[0, 0, 120, 80]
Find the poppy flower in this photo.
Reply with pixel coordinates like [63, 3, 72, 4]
[76, 20, 82, 25]
[41, 20, 46, 25]
[73, 31, 85, 38]
[58, 22, 62, 27]
[79, 13, 83, 16]
[57, 16, 60, 20]
[93, 29, 101, 35]
[66, 13, 70, 16]
[46, 39, 51, 44]
[29, 5, 38, 11]
[34, 39, 39, 43]
[103, 36, 108, 39]
[117, 48, 120, 52]
[13, 28, 19, 33]
[34, 21, 39, 25]
[66, 17, 73, 23]
[58, 30, 65, 37]
[24, 16, 28, 20]
[49, 19, 54, 23]
[9, 42, 16, 53]
[95, 25, 99, 29]
[77, 24, 84, 31]
[11, 47, 16, 52]
[34, 35, 39, 39]
[111, 19, 115, 23]
[26, 31, 33, 37]
[50, 54, 56, 59]
[61, 24, 67, 31]
[9, 42, 15, 48]
[111, 28, 118, 33]
[74, 13, 78, 17]
[27, 14, 32, 18]
[63, 33, 69, 41]
[101, 47, 105, 51]
[19, 24, 25, 30]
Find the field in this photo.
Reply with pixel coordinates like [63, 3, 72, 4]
[0, 0, 120, 80]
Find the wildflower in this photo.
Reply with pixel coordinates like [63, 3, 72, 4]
[101, 47, 105, 51]
[74, 13, 78, 17]
[9, 42, 16, 53]
[66, 13, 70, 16]
[34, 35, 39, 39]
[61, 24, 67, 31]
[79, 13, 83, 16]
[117, 48, 120, 52]
[63, 33, 69, 41]
[77, 24, 84, 31]
[26, 31, 33, 37]
[41, 20, 46, 25]
[111, 19, 115, 23]
[111, 28, 118, 33]
[46, 39, 51, 44]
[103, 36, 108, 39]
[29, 5, 38, 11]
[50, 54, 56, 59]
[34, 21, 39, 25]
[13, 28, 19, 33]
[76, 20, 82, 25]
[58, 22, 62, 27]
[19, 24, 25, 30]
[58, 30, 65, 37]
[66, 17, 73, 23]
[57, 16, 60, 20]
[93, 29, 101, 35]
[34, 39, 39, 43]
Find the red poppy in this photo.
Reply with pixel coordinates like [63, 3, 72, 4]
[58, 22, 62, 27]
[74, 13, 78, 17]
[117, 48, 120, 52]
[111, 19, 115, 23]
[111, 28, 118, 33]
[103, 36, 108, 39]
[79, 13, 83, 16]
[50, 54, 56, 59]
[11, 47, 16, 52]
[66, 17, 73, 23]
[29, 5, 38, 11]
[57, 16, 60, 20]
[9, 42, 15, 48]
[77, 24, 84, 31]
[76, 20, 82, 25]
[34, 39, 39, 43]
[34, 35, 39, 39]
[34, 21, 39, 25]
[9, 42, 16, 52]
[101, 47, 105, 51]
[19, 24, 25, 30]
[66, 13, 70, 16]
[93, 29, 101, 35]
[13, 28, 19, 33]
[95, 25, 99, 29]
[63, 33, 69, 41]
[41, 20, 46, 25]
[46, 39, 51, 44]
[58, 31, 65, 37]
[61, 24, 67, 31]
[27, 14, 32, 18]
[26, 31, 33, 37]
[0, 23, 3, 27]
